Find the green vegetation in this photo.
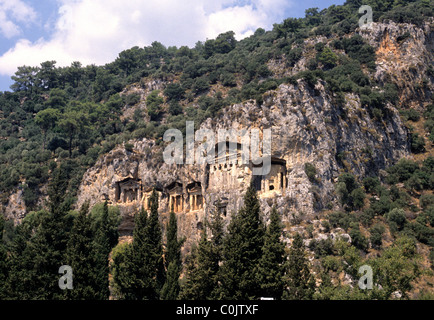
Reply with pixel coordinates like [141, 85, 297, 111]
[0, 0, 433, 300]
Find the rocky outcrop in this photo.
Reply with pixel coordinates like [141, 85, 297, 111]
[76, 75, 411, 253]
[359, 19, 434, 108]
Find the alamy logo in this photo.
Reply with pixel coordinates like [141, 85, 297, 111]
[163, 121, 271, 175]
[358, 265, 373, 290]
[58, 265, 73, 290]
[359, 5, 373, 29]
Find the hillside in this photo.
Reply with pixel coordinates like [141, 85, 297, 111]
[1, 0, 434, 300]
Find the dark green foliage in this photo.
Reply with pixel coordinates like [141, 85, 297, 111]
[410, 132, 425, 154]
[304, 163, 318, 183]
[328, 211, 356, 231]
[65, 202, 99, 299]
[164, 83, 185, 102]
[400, 109, 421, 122]
[370, 223, 386, 249]
[92, 201, 119, 299]
[336, 173, 366, 210]
[386, 208, 407, 233]
[220, 184, 264, 300]
[256, 207, 286, 299]
[146, 90, 164, 121]
[160, 262, 181, 300]
[161, 212, 184, 300]
[363, 176, 381, 194]
[0, 215, 8, 299]
[283, 233, 315, 300]
[124, 143, 134, 152]
[420, 194, 434, 210]
[349, 223, 369, 251]
[308, 237, 335, 259]
[180, 205, 225, 300]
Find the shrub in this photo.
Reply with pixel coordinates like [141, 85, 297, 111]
[370, 195, 392, 216]
[328, 211, 356, 231]
[386, 208, 407, 233]
[370, 224, 385, 248]
[164, 83, 185, 101]
[350, 188, 366, 211]
[363, 176, 380, 194]
[146, 90, 164, 121]
[349, 224, 368, 251]
[304, 163, 318, 183]
[316, 47, 338, 70]
[125, 93, 141, 106]
[168, 101, 183, 116]
[410, 132, 425, 153]
[419, 194, 434, 210]
[400, 109, 420, 122]
[124, 143, 134, 152]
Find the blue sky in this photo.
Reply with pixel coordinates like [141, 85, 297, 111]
[0, 0, 346, 92]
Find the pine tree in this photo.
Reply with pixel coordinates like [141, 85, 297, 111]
[65, 202, 98, 299]
[179, 229, 215, 300]
[161, 211, 184, 300]
[207, 205, 225, 299]
[13, 165, 72, 299]
[257, 206, 286, 299]
[144, 189, 165, 299]
[165, 211, 184, 270]
[161, 261, 181, 300]
[93, 201, 113, 299]
[113, 207, 154, 299]
[284, 232, 316, 300]
[0, 215, 8, 299]
[220, 183, 265, 299]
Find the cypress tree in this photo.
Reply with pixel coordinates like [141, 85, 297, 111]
[65, 202, 98, 299]
[164, 211, 184, 270]
[161, 261, 181, 300]
[207, 205, 225, 299]
[257, 206, 286, 299]
[110, 207, 148, 300]
[284, 232, 316, 300]
[220, 183, 265, 299]
[93, 201, 113, 299]
[0, 215, 8, 299]
[144, 189, 165, 299]
[179, 229, 214, 300]
[13, 165, 72, 299]
[161, 211, 184, 300]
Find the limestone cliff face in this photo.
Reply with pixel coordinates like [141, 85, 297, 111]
[360, 19, 434, 108]
[73, 20, 432, 250]
[76, 81, 410, 251]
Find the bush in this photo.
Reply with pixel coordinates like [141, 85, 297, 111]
[308, 237, 334, 258]
[124, 143, 134, 152]
[164, 83, 185, 101]
[400, 109, 420, 122]
[125, 93, 141, 106]
[328, 211, 356, 231]
[370, 195, 392, 216]
[304, 163, 318, 183]
[420, 194, 434, 210]
[370, 224, 385, 248]
[168, 101, 183, 116]
[146, 90, 164, 121]
[350, 188, 366, 211]
[386, 208, 407, 233]
[363, 176, 381, 194]
[349, 224, 368, 251]
[410, 132, 425, 154]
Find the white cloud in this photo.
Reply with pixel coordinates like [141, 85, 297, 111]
[0, 0, 293, 76]
[0, 0, 37, 38]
